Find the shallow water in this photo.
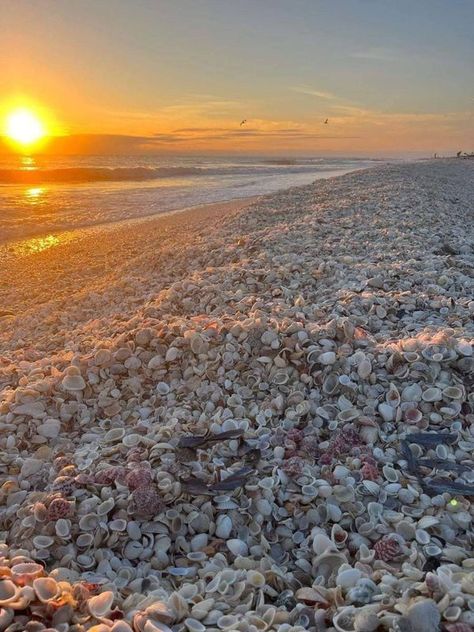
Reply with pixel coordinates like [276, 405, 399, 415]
[0, 154, 379, 242]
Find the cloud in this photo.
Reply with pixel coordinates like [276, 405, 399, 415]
[291, 87, 337, 99]
[350, 47, 397, 61]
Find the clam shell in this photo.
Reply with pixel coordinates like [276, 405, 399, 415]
[55, 518, 71, 538]
[33, 577, 60, 602]
[422, 387, 442, 402]
[88, 590, 114, 618]
[0, 580, 19, 605]
[33, 535, 55, 549]
[10, 563, 44, 584]
[226, 539, 248, 557]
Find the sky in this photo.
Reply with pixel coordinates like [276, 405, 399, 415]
[0, 0, 473, 156]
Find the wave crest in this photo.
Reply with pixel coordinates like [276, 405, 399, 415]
[0, 166, 205, 184]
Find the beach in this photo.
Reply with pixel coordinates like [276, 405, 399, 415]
[0, 159, 473, 631]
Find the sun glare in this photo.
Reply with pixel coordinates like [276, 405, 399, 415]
[5, 109, 46, 147]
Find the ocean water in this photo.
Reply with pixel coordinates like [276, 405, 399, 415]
[0, 155, 378, 243]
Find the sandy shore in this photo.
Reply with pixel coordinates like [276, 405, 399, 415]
[0, 196, 259, 346]
[0, 160, 473, 631]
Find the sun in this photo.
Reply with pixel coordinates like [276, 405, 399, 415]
[5, 108, 46, 147]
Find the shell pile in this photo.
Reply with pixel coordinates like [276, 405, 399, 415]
[0, 160, 473, 631]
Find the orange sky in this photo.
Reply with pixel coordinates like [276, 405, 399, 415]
[1, 1, 473, 156]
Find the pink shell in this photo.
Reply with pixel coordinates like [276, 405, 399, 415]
[125, 468, 153, 491]
[361, 462, 379, 481]
[48, 497, 72, 521]
[94, 467, 120, 486]
[131, 487, 162, 517]
[281, 456, 305, 478]
[374, 537, 400, 561]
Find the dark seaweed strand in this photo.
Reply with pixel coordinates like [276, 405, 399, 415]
[407, 432, 457, 447]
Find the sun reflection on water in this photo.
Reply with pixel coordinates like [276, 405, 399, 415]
[14, 234, 61, 255]
[25, 187, 45, 202]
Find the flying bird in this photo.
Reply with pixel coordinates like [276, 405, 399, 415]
[324, 119, 329, 124]
[240, 119, 247, 126]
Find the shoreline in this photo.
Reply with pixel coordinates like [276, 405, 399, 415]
[0, 162, 378, 247]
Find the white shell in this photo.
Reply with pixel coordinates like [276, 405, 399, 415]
[55, 519, 71, 538]
[215, 515, 232, 539]
[87, 590, 114, 618]
[226, 539, 248, 557]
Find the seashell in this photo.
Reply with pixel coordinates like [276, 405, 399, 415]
[10, 562, 44, 584]
[55, 518, 71, 538]
[217, 615, 239, 630]
[353, 610, 379, 632]
[33, 535, 55, 549]
[404, 407, 423, 424]
[0, 580, 19, 605]
[382, 465, 398, 482]
[422, 387, 442, 402]
[403, 599, 440, 632]
[415, 529, 430, 545]
[386, 384, 400, 408]
[396, 520, 416, 540]
[338, 408, 359, 422]
[33, 577, 60, 602]
[333, 607, 356, 632]
[444, 605, 462, 622]
[319, 351, 336, 365]
[247, 570, 265, 587]
[272, 370, 289, 385]
[378, 403, 394, 422]
[424, 544, 442, 557]
[144, 621, 174, 632]
[122, 433, 141, 447]
[62, 373, 86, 391]
[79, 513, 100, 531]
[313, 550, 347, 583]
[323, 373, 339, 394]
[313, 533, 335, 555]
[97, 497, 115, 515]
[358, 358, 372, 379]
[337, 568, 362, 589]
[109, 519, 128, 531]
[402, 383, 423, 401]
[331, 524, 348, 547]
[111, 622, 134, 632]
[215, 515, 232, 539]
[361, 480, 380, 496]
[104, 428, 125, 443]
[226, 539, 248, 557]
[77, 533, 94, 548]
[442, 386, 463, 400]
[88, 590, 114, 618]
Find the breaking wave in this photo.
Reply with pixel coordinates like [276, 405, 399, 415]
[0, 166, 207, 184]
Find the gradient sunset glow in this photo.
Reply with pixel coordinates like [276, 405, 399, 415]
[1, 0, 473, 156]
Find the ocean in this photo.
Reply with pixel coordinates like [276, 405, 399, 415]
[0, 154, 379, 243]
